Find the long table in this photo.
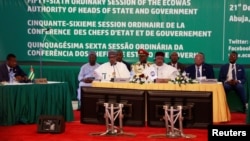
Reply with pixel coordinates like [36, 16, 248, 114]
[92, 81, 231, 123]
[22, 66, 80, 100]
[21, 66, 250, 102]
[0, 82, 74, 126]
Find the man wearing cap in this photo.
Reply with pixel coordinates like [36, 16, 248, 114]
[167, 51, 186, 73]
[77, 51, 100, 101]
[94, 49, 130, 82]
[143, 51, 178, 82]
[131, 49, 153, 77]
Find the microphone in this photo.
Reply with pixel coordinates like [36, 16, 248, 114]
[40, 27, 51, 78]
[43, 27, 51, 33]
[45, 27, 51, 31]
[112, 65, 116, 79]
[42, 27, 51, 42]
[110, 62, 116, 82]
[113, 63, 120, 78]
[157, 67, 159, 78]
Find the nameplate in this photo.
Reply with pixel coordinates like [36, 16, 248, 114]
[155, 78, 169, 83]
[35, 78, 48, 84]
[199, 79, 218, 84]
[114, 78, 130, 83]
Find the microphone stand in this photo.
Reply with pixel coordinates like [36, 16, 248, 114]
[157, 67, 159, 77]
[110, 64, 115, 82]
[114, 63, 120, 78]
[40, 28, 49, 78]
[110, 62, 117, 82]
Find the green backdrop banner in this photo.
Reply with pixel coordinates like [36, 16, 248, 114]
[0, 0, 250, 64]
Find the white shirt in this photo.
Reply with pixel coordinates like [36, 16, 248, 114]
[94, 62, 130, 81]
[6, 65, 12, 72]
[227, 63, 237, 81]
[143, 63, 178, 81]
[6, 65, 15, 82]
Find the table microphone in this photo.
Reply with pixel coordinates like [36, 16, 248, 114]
[40, 27, 51, 78]
[110, 62, 117, 82]
[113, 63, 121, 78]
[157, 67, 159, 78]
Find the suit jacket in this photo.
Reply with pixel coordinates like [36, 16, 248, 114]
[122, 60, 131, 71]
[218, 63, 246, 84]
[0, 63, 27, 82]
[184, 63, 215, 79]
[167, 62, 186, 72]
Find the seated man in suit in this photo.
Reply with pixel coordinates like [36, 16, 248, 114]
[185, 53, 214, 79]
[167, 51, 186, 72]
[94, 49, 130, 82]
[218, 51, 248, 112]
[0, 53, 28, 83]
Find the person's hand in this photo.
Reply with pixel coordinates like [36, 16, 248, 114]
[233, 80, 239, 84]
[15, 76, 23, 82]
[83, 78, 94, 83]
[227, 79, 238, 85]
[15, 76, 28, 82]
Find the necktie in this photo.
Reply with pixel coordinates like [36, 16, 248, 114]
[232, 64, 236, 80]
[197, 66, 201, 77]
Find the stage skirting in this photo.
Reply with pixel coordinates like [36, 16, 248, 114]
[0, 82, 74, 126]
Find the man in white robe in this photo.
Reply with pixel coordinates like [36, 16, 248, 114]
[94, 50, 130, 82]
[77, 51, 100, 100]
[143, 51, 178, 82]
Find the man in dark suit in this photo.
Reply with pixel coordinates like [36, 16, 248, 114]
[0, 53, 27, 82]
[184, 53, 214, 79]
[219, 51, 247, 111]
[167, 52, 186, 72]
[116, 50, 131, 71]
